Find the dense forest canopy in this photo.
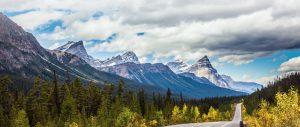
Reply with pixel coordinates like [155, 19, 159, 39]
[0, 71, 238, 127]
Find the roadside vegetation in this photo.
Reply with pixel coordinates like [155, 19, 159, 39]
[243, 73, 300, 127]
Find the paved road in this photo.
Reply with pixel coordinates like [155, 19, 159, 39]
[166, 103, 242, 127]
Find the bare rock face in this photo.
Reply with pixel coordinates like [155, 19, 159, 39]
[50, 50, 88, 66]
[0, 13, 49, 71]
[0, 13, 46, 54]
[187, 56, 230, 88]
[99, 51, 140, 67]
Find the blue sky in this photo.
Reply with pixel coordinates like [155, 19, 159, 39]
[2, 0, 300, 85]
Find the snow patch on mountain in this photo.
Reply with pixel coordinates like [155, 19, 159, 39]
[99, 51, 140, 67]
[166, 56, 262, 93]
[55, 41, 95, 65]
[167, 60, 189, 73]
[221, 75, 263, 93]
[56, 41, 140, 68]
[178, 72, 213, 85]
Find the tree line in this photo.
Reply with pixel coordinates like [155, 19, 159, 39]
[242, 72, 300, 127]
[0, 71, 238, 127]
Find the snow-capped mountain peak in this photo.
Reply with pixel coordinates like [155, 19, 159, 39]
[56, 41, 82, 51]
[55, 41, 94, 65]
[121, 51, 140, 64]
[187, 56, 229, 88]
[166, 60, 189, 73]
[99, 51, 140, 67]
[196, 55, 213, 68]
[166, 55, 262, 93]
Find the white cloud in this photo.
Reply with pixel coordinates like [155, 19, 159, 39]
[11, 10, 65, 31]
[255, 75, 277, 86]
[3, 0, 300, 65]
[278, 56, 300, 73]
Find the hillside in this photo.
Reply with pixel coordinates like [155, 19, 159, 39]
[244, 72, 300, 114]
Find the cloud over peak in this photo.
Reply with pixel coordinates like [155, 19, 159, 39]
[2, 0, 300, 65]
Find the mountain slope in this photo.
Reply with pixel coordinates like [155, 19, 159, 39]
[99, 51, 140, 67]
[221, 75, 262, 93]
[99, 62, 245, 98]
[186, 56, 229, 88]
[55, 41, 245, 98]
[0, 13, 163, 93]
[55, 41, 140, 68]
[167, 56, 263, 93]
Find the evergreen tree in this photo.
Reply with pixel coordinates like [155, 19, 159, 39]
[60, 87, 77, 123]
[180, 92, 184, 107]
[26, 76, 45, 126]
[86, 82, 101, 116]
[71, 78, 87, 114]
[127, 91, 141, 114]
[112, 80, 125, 120]
[0, 75, 13, 126]
[0, 106, 7, 127]
[138, 89, 147, 116]
[164, 88, 172, 123]
[49, 70, 61, 116]
[97, 84, 114, 127]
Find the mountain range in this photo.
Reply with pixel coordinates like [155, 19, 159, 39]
[55, 40, 262, 94]
[0, 12, 257, 98]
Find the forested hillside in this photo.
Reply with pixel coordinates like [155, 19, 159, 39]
[243, 73, 300, 127]
[0, 72, 239, 127]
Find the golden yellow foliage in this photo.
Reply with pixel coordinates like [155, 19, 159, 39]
[202, 106, 220, 122]
[148, 119, 158, 127]
[171, 105, 183, 124]
[245, 88, 300, 127]
[69, 122, 79, 127]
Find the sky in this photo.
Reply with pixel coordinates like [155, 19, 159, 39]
[1, 0, 300, 85]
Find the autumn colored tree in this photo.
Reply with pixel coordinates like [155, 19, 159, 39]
[171, 105, 183, 124]
[13, 109, 30, 127]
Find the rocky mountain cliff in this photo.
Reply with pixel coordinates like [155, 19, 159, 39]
[55, 42, 140, 68]
[99, 51, 140, 67]
[186, 56, 230, 88]
[167, 56, 263, 93]
[0, 13, 163, 94]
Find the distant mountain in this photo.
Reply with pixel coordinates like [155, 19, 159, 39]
[99, 51, 140, 67]
[55, 42, 140, 68]
[0, 13, 163, 94]
[167, 56, 263, 93]
[221, 75, 263, 93]
[56, 41, 245, 98]
[168, 56, 229, 87]
[99, 62, 245, 98]
[166, 60, 189, 73]
[55, 41, 101, 67]
[186, 56, 230, 87]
